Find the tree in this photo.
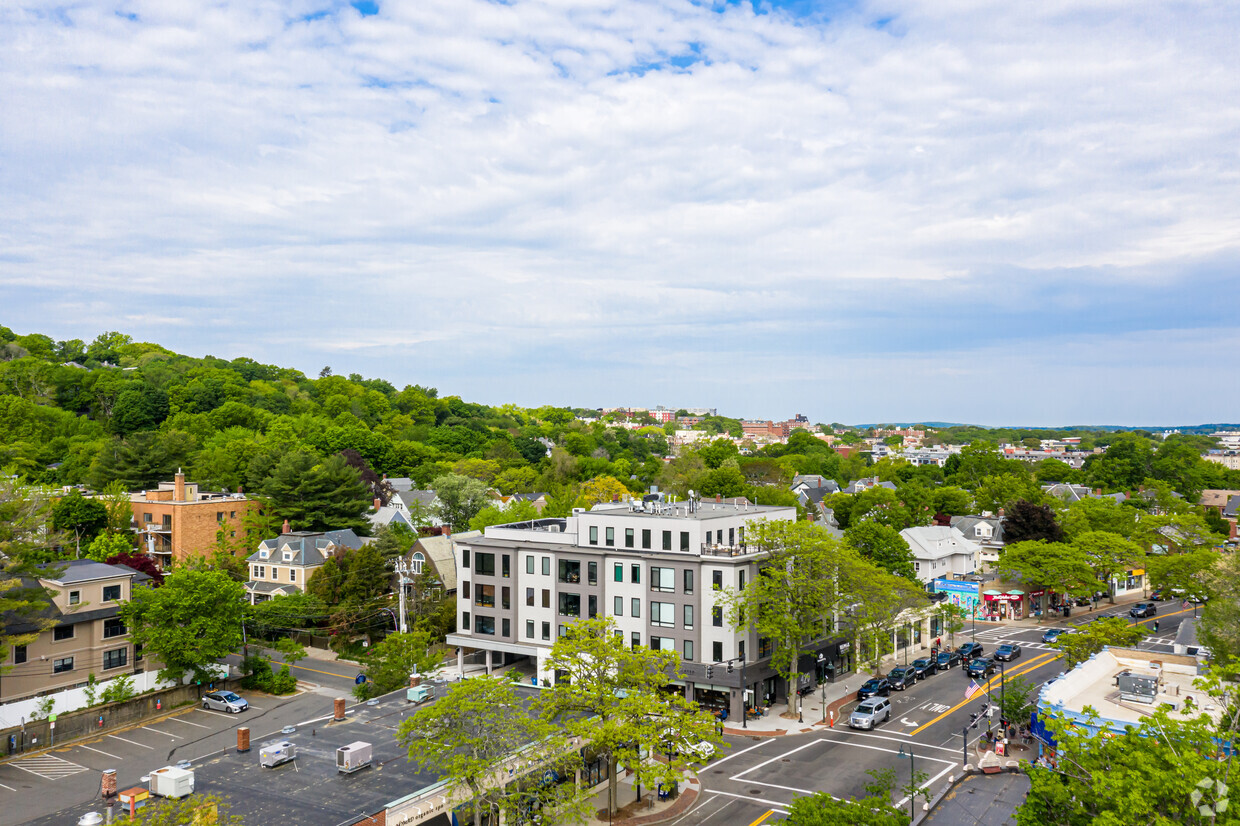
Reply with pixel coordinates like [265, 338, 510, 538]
[1051, 617, 1147, 668]
[306, 544, 390, 608]
[120, 568, 245, 684]
[573, 475, 629, 509]
[0, 478, 65, 667]
[1144, 548, 1217, 602]
[111, 383, 170, 434]
[973, 473, 1040, 515]
[1082, 432, 1154, 492]
[541, 616, 721, 815]
[997, 674, 1036, 728]
[113, 793, 244, 825]
[1200, 551, 1240, 663]
[1060, 496, 1136, 540]
[354, 629, 443, 700]
[995, 541, 1099, 601]
[724, 521, 843, 714]
[52, 490, 108, 554]
[785, 789, 909, 826]
[105, 551, 164, 585]
[1074, 531, 1144, 601]
[699, 465, 747, 498]
[84, 530, 134, 561]
[843, 522, 916, 580]
[1001, 499, 1064, 544]
[1034, 457, 1080, 484]
[430, 473, 490, 531]
[397, 676, 585, 826]
[261, 451, 373, 533]
[469, 499, 541, 531]
[843, 557, 928, 672]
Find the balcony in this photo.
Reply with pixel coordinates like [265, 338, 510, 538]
[700, 543, 755, 558]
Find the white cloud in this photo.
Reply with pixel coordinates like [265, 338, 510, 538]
[1, 0, 1238, 423]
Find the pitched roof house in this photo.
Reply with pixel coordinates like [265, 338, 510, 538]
[244, 528, 366, 604]
[900, 526, 981, 584]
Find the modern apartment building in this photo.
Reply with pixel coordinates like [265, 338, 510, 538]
[1, 560, 150, 702]
[130, 470, 261, 567]
[446, 495, 853, 721]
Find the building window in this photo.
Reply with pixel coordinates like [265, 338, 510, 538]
[712, 641, 723, 662]
[614, 596, 623, 616]
[631, 632, 641, 649]
[526, 556, 535, 574]
[411, 552, 425, 574]
[683, 570, 694, 594]
[502, 618, 511, 637]
[103, 648, 128, 670]
[143, 513, 152, 523]
[662, 531, 672, 551]
[217, 511, 225, 522]
[475, 553, 495, 576]
[712, 570, 723, 590]
[53, 625, 74, 642]
[684, 640, 694, 661]
[683, 605, 694, 629]
[462, 581, 471, 599]
[589, 526, 599, 545]
[558, 593, 581, 617]
[542, 556, 551, 576]
[542, 589, 551, 608]
[739, 571, 746, 591]
[526, 620, 535, 639]
[501, 586, 511, 610]
[103, 584, 121, 602]
[651, 567, 675, 592]
[712, 606, 723, 627]
[625, 528, 634, 548]
[651, 602, 675, 627]
[588, 595, 598, 618]
[631, 598, 641, 618]
[254, 565, 266, 579]
[542, 622, 551, 640]
[731, 528, 738, 546]
[13, 645, 27, 664]
[502, 555, 511, 578]
[650, 636, 675, 652]
[605, 527, 615, 547]
[476, 585, 495, 607]
[631, 564, 641, 584]
[588, 561, 598, 585]
[68, 590, 81, 606]
[230, 511, 237, 519]
[558, 560, 581, 584]
[53, 656, 74, 674]
[526, 587, 535, 607]
[462, 548, 471, 568]
[103, 618, 127, 639]
[135, 643, 144, 663]
[463, 610, 471, 630]
[613, 563, 623, 582]
[680, 532, 690, 552]
[475, 616, 495, 635]
[642, 529, 651, 549]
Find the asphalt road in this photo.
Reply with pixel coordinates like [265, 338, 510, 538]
[223, 646, 364, 695]
[676, 596, 1197, 826]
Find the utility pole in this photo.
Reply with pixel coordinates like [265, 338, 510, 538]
[394, 558, 410, 634]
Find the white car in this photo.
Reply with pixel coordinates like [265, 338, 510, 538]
[202, 690, 249, 713]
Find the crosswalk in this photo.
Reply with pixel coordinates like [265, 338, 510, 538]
[10, 753, 89, 780]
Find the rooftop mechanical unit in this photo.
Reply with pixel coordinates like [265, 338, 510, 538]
[1117, 671, 1159, 704]
[336, 741, 372, 774]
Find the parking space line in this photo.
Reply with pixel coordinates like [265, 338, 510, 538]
[11, 754, 89, 780]
[77, 744, 121, 760]
[107, 734, 154, 750]
[140, 726, 180, 739]
[166, 717, 210, 729]
[0, 781, 14, 791]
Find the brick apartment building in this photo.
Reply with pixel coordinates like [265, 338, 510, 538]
[130, 470, 261, 567]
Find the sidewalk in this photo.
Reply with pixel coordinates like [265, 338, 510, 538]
[581, 766, 702, 826]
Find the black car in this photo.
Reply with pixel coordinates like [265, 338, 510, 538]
[857, 678, 891, 700]
[1130, 602, 1157, 618]
[994, 644, 1021, 661]
[956, 642, 983, 659]
[966, 657, 996, 678]
[911, 657, 937, 679]
[887, 667, 915, 691]
[936, 650, 961, 670]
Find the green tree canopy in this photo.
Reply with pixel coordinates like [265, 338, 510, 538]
[1001, 499, 1064, 544]
[431, 473, 491, 531]
[261, 451, 373, 533]
[355, 629, 443, 699]
[1051, 617, 1147, 668]
[843, 521, 916, 580]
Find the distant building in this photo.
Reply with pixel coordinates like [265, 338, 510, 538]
[130, 470, 261, 568]
[244, 526, 367, 604]
[900, 526, 981, 584]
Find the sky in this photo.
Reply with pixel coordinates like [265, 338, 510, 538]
[2, 0, 1239, 427]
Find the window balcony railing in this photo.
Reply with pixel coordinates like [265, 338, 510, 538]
[700, 543, 753, 557]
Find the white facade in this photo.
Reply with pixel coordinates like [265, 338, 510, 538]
[900, 526, 981, 584]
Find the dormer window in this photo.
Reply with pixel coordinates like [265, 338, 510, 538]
[260, 549, 269, 559]
[283, 552, 293, 562]
[411, 552, 425, 575]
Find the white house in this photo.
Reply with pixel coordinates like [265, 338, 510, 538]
[899, 525, 981, 584]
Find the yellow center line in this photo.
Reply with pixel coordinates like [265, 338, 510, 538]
[747, 810, 775, 826]
[283, 661, 354, 680]
[908, 651, 1062, 736]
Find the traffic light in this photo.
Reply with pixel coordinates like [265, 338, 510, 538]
[727, 661, 734, 674]
[705, 665, 714, 679]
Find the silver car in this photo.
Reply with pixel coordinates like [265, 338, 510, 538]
[202, 690, 249, 713]
[849, 697, 891, 730]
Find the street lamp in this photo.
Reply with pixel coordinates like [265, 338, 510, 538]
[821, 680, 827, 724]
[897, 744, 916, 822]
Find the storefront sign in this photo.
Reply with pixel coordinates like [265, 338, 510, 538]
[839, 642, 851, 653]
[933, 579, 979, 596]
[1028, 590, 1045, 597]
[984, 594, 1022, 602]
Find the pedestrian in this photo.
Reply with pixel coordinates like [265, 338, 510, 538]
[1154, 620, 1160, 633]
[936, 637, 942, 649]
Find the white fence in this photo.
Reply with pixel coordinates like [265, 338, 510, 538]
[0, 664, 230, 728]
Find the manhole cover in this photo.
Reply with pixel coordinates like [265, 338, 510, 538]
[712, 770, 725, 775]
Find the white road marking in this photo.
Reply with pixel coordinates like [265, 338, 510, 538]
[141, 726, 180, 739]
[895, 762, 957, 809]
[741, 778, 815, 795]
[0, 781, 15, 791]
[165, 717, 210, 729]
[107, 734, 154, 749]
[77, 744, 121, 759]
[920, 702, 951, 713]
[818, 729, 961, 754]
[730, 739, 823, 778]
[694, 739, 770, 770]
[11, 754, 89, 780]
[706, 789, 797, 806]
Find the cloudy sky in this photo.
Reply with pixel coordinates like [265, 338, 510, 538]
[3, 0, 1238, 426]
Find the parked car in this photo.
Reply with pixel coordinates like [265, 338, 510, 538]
[994, 644, 1021, 661]
[911, 657, 938, 679]
[1042, 628, 1069, 644]
[966, 658, 996, 678]
[956, 642, 983, 659]
[1130, 602, 1157, 618]
[1150, 588, 1165, 600]
[849, 697, 891, 730]
[936, 650, 962, 670]
[857, 678, 891, 700]
[202, 691, 249, 713]
[887, 667, 915, 691]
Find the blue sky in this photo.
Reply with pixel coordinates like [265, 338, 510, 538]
[2, 0, 1239, 426]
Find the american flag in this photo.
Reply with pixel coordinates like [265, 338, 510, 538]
[965, 680, 983, 699]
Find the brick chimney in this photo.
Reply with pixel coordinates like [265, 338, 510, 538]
[374, 497, 382, 510]
[174, 468, 185, 502]
[282, 519, 291, 534]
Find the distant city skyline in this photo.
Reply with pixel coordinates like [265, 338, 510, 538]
[3, 1, 1238, 426]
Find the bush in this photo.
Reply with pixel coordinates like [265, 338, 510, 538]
[100, 674, 137, 705]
